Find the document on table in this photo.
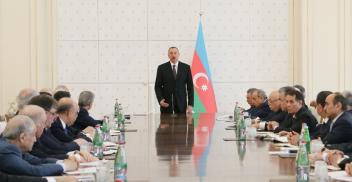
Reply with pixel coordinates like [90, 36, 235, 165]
[266, 133, 288, 143]
[328, 171, 352, 181]
[65, 167, 96, 175]
[80, 160, 108, 167]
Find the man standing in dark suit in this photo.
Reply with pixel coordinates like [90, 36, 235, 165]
[322, 93, 352, 144]
[155, 47, 194, 114]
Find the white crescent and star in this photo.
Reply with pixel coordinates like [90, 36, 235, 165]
[193, 72, 209, 91]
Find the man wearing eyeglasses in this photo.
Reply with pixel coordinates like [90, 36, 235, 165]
[252, 90, 287, 130]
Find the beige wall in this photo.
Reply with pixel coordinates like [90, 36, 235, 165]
[291, 0, 352, 101]
[0, 0, 352, 113]
[0, 0, 56, 113]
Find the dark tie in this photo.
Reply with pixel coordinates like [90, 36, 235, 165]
[172, 65, 176, 79]
[64, 127, 68, 135]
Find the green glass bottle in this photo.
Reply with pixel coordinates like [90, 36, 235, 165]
[114, 145, 127, 182]
[237, 115, 246, 141]
[301, 123, 311, 154]
[296, 140, 309, 182]
[93, 125, 103, 160]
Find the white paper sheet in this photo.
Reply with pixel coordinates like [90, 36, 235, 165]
[65, 167, 96, 175]
[328, 171, 352, 181]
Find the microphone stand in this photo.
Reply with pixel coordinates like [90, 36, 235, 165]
[171, 93, 176, 118]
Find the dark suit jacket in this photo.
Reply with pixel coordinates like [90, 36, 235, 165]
[72, 107, 102, 131]
[0, 138, 63, 176]
[274, 106, 318, 137]
[30, 140, 68, 160]
[0, 171, 47, 182]
[39, 129, 79, 153]
[314, 120, 331, 140]
[155, 61, 194, 113]
[262, 109, 287, 122]
[51, 118, 91, 143]
[249, 100, 271, 119]
[322, 111, 352, 144]
[326, 142, 352, 155]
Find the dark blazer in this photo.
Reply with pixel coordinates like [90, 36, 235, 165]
[274, 106, 318, 137]
[72, 107, 102, 131]
[326, 142, 352, 155]
[314, 120, 332, 140]
[249, 100, 271, 119]
[30, 140, 68, 160]
[51, 118, 91, 143]
[262, 109, 287, 122]
[155, 61, 194, 113]
[0, 171, 47, 182]
[0, 138, 63, 176]
[39, 129, 79, 153]
[322, 111, 352, 144]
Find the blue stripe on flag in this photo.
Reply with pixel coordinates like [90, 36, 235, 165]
[195, 21, 212, 79]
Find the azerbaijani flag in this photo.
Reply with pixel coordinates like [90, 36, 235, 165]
[191, 21, 217, 113]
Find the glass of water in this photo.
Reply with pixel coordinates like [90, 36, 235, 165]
[314, 161, 329, 182]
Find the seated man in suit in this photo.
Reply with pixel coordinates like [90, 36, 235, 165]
[28, 95, 85, 153]
[267, 86, 292, 129]
[244, 88, 257, 113]
[0, 115, 78, 176]
[287, 91, 333, 145]
[21, 103, 96, 162]
[72, 91, 102, 131]
[314, 91, 333, 139]
[51, 98, 92, 143]
[322, 93, 352, 144]
[270, 87, 318, 137]
[248, 89, 271, 119]
[252, 90, 286, 130]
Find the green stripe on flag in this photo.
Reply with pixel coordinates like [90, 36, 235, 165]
[193, 113, 200, 127]
[193, 91, 206, 113]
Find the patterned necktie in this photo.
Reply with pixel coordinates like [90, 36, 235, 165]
[172, 65, 177, 79]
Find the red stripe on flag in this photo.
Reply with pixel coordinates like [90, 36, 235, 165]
[191, 51, 217, 113]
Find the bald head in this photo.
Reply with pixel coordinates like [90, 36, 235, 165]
[16, 88, 39, 110]
[57, 98, 79, 126]
[268, 90, 281, 112]
[19, 105, 46, 138]
[54, 85, 69, 93]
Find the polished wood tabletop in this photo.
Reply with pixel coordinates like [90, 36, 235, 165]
[110, 113, 300, 182]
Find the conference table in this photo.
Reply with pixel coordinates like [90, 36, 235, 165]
[100, 113, 298, 182]
[84, 113, 344, 182]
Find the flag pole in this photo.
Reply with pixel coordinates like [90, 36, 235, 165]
[199, 0, 204, 19]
